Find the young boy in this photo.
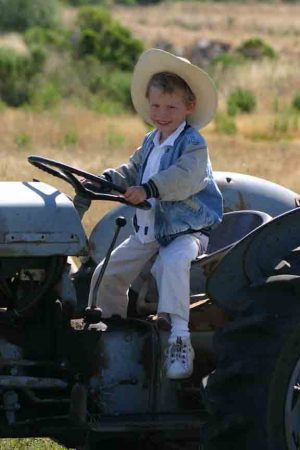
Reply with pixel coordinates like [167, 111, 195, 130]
[87, 48, 223, 379]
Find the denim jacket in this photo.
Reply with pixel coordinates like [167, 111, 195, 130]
[104, 125, 223, 245]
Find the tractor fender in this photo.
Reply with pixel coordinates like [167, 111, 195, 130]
[216, 171, 299, 215]
[206, 207, 300, 312]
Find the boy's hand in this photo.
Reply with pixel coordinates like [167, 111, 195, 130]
[124, 186, 147, 205]
[80, 177, 111, 193]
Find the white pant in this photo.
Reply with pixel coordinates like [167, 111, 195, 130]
[88, 232, 208, 321]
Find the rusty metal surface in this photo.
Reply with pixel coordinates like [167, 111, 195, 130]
[87, 321, 157, 415]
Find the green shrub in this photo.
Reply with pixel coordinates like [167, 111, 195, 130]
[28, 82, 62, 110]
[0, 0, 61, 32]
[89, 66, 132, 107]
[27, 45, 47, 73]
[24, 27, 71, 51]
[272, 111, 299, 136]
[25, 53, 132, 111]
[0, 100, 6, 112]
[76, 6, 144, 70]
[68, 0, 110, 5]
[237, 37, 277, 59]
[0, 47, 44, 106]
[89, 97, 126, 114]
[15, 133, 32, 148]
[212, 52, 246, 69]
[214, 112, 237, 135]
[106, 128, 126, 148]
[227, 88, 256, 116]
[292, 91, 300, 111]
[63, 131, 79, 146]
[115, 0, 162, 3]
[105, 70, 132, 106]
[65, 0, 161, 4]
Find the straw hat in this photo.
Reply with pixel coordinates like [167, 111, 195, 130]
[131, 48, 218, 129]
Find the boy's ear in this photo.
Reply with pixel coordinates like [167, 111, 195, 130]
[187, 100, 197, 115]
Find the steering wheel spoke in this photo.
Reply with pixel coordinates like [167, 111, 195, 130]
[28, 155, 151, 210]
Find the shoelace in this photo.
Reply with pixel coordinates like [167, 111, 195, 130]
[168, 337, 189, 365]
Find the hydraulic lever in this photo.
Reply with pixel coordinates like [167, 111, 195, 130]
[84, 216, 127, 324]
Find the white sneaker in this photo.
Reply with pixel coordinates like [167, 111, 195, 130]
[165, 336, 195, 380]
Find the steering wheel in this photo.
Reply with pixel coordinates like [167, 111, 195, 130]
[28, 155, 151, 210]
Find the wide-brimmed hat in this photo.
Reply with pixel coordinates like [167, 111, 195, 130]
[131, 48, 218, 129]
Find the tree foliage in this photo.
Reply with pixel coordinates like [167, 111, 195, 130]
[0, 47, 44, 106]
[0, 0, 61, 32]
[75, 6, 144, 70]
[227, 88, 256, 116]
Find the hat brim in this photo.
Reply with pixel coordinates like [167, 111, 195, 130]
[131, 48, 218, 130]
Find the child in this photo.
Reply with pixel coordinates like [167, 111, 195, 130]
[87, 48, 223, 379]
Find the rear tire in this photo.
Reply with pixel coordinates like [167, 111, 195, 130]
[202, 284, 300, 450]
[268, 323, 300, 450]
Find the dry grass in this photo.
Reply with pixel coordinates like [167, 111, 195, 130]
[113, 2, 300, 112]
[113, 2, 300, 56]
[0, 103, 299, 235]
[0, 1, 299, 236]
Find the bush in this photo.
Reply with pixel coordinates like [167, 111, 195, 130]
[75, 56, 132, 108]
[68, 0, 111, 5]
[214, 112, 237, 135]
[28, 82, 62, 110]
[24, 27, 71, 51]
[89, 97, 126, 114]
[63, 131, 79, 147]
[0, 0, 61, 32]
[116, 0, 162, 3]
[292, 91, 300, 111]
[237, 37, 277, 59]
[15, 133, 32, 148]
[212, 52, 246, 69]
[89, 67, 132, 105]
[0, 100, 6, 112]
[65, 0, 161, 4]
[76, 6, 144, 70]
[24, 52, 132, 111]
[227, 88, 256, 116]
[0, 47, 44, 106]
[30, 54, 87, 102]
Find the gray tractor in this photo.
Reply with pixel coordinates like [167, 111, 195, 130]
[0, 155, 299, 450]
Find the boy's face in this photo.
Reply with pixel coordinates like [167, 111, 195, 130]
[148, 87, 196, 141]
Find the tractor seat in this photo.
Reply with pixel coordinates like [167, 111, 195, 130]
[192, 209, 272, 271]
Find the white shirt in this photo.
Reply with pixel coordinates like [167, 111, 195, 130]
[135, 121, 186, 243]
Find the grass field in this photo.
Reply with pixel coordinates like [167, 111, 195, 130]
[1, 103, 299, 236]
[0, 1, 299, 448]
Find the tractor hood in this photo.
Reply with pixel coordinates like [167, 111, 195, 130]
[0, 182, 88, 256]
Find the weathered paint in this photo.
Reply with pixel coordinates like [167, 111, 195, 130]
[216, 171, 299, 215]
[0, 182, 88, 256]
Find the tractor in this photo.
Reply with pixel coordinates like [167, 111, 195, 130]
[0, 155, 299, 450]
